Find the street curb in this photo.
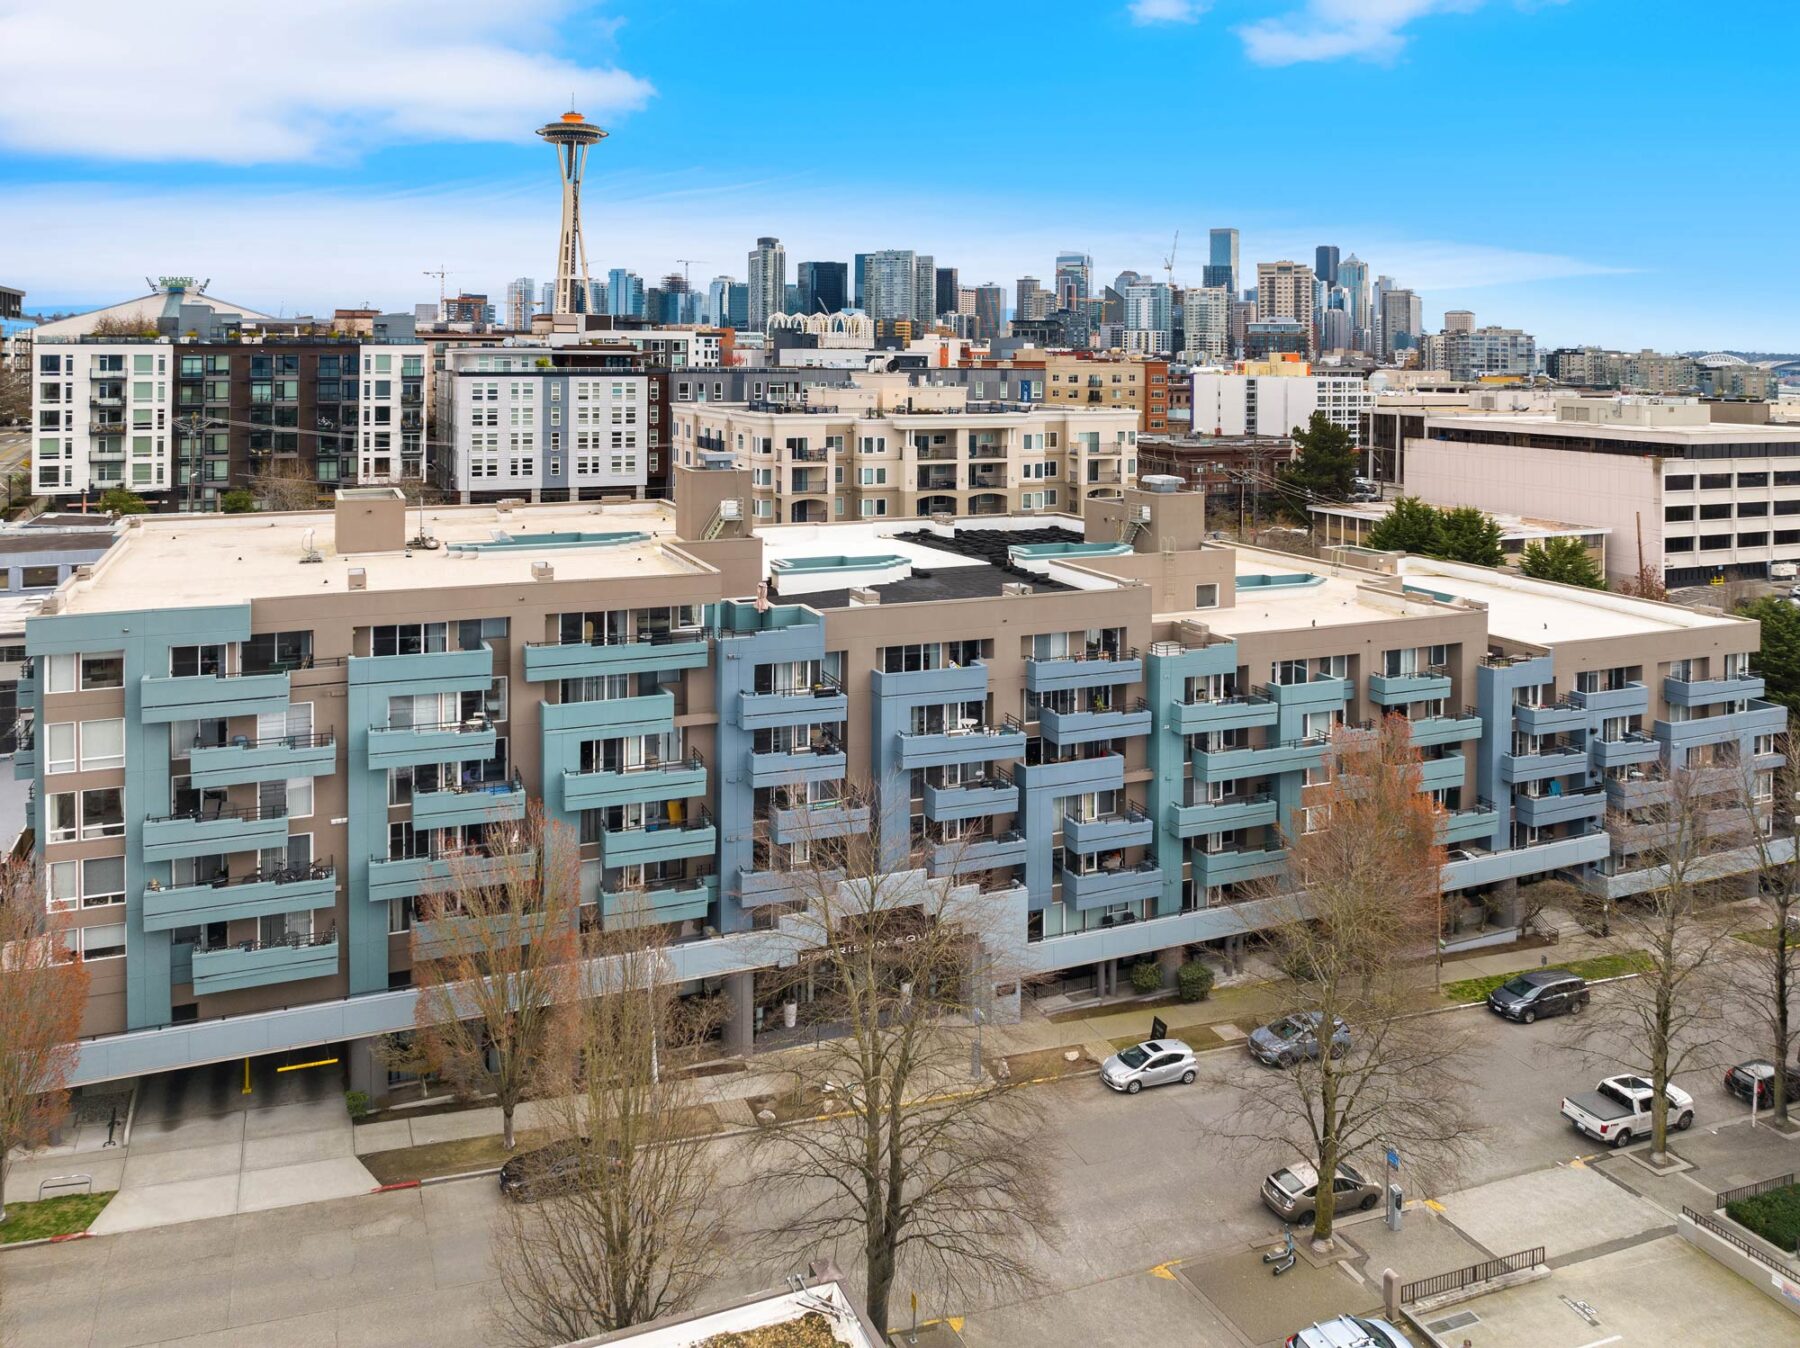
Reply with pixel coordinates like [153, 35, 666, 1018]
[370, 1180, 421, 1192]
[0, 1230, 96, 1254]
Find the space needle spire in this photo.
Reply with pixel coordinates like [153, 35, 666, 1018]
[536, 109, 608, 316]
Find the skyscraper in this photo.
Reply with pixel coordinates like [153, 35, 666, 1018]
[505, 277, 537, 330]
[1015, 277, 1051, 322]
[797, 261, 848, 315]
[863, 250, 917, 323]
[1337, 254, 1370, 348]
[1206, 228, 1240, 293]
[972, 284, 1006, 341]
[1255, 260, 1318, 353]
[1443, 309, 1477, 334]
[1055, 252, 1092, 308]
[535, 109, 607, 315]
[747, 236, 786, 330]
[853, 253, 868, 310]
[1314, 245, 1340, 288]
[1123, 282, 1174, 354]
[1181, 286, 1232, 360]
[935, 267, 960, 319]
[1378, 288, 1423, 360]
[914, 255, 937, 328]
[606, 268, 645, 318]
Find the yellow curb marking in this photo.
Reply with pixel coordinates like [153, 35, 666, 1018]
[1423, 1198, 1446, 1213]
[1149, 1259, 1182, 1280]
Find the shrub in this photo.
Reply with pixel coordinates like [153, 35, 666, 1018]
[344, 1089, 370, 1120]
[1177, 960, 1215, 1003]
[1727, 1182, 1800, 1252]
[1128, 961, 1164, 995]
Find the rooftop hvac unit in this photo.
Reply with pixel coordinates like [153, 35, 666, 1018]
[531, 562, 555, 582]
[347, 568, 367, 591]
[1140, 474, 1183, 494]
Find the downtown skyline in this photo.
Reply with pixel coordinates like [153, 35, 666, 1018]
[2, 0, 1795, 350]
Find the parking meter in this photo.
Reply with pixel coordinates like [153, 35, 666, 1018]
[1386, 1182, 1404, 1232]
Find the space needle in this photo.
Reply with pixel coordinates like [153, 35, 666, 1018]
[536, 109, 608, 316]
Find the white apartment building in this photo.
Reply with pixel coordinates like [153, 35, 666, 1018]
[670, 372, 1139, 522]
[356, 343, 426, 485]
[434, 346, 651, 503]
[1181, 286, 1232, 361]
[34, 341, 173, 496]
[1191, 362, 1372, 444]
[1254, 261, 1317, 352]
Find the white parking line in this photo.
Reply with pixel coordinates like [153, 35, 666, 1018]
[1574, 1336, 1623, 1348]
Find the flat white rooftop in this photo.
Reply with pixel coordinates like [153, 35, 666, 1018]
[1398, 558, 1739, 644]
[1160, 547, 1460, 635]
[1309, 501, 1610, 540]
[55, 500, 704, 614]
[1427, 412, 1800, 443]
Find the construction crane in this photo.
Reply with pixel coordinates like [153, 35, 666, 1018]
[675, 259, 706, 289]
[1162, 231, 1179, 288]
[422, 265, 455, 318]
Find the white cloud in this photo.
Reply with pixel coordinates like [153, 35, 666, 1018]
[1128, 0, 1209, 25]
[0, 0, 653, 163]
[1236, 0, 1482, 65]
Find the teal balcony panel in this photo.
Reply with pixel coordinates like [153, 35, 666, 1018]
[143, 868, 336, 933]
[1016, 754, 1125, 796]
[1499, 746, 1589, 785]
[1193, 846, 1287, 889]
[869, 664, 989, 701]
[411, 779, 526, 831]
[188, 733, 337, 789]
[922, 777, 1017, 822]
[190, 936, 339, 996]
[1191, 737, 1329, 785]
[143, 809, 290, 864]
[1514, 701, 1587, 736]
[366, 851, 535, 905]
[12, 742, 34, 779]
[349, 647, 493, 695]
[522, 636, 708, 683]
[1590, 733, 1661, 770]
[1570, 683, 1650, 716]
[770, 802, 872, 845]
[1406, 713, 1484, 748]
[1024, 652, 1142, 695]
[1062, 807, 1154, 853]
[1664, 674, 1766, 708]
[1167, 794, 1279, 839]
[601, 818, 717, 870]
[1514, 788, 1607, 829]
[563, 757, 706, 813]
[1439, 806, 1500, 846]
[1265, 676, 1352, 709]
[1061, 862, 1163, 911]
[541, 692, 675, 739]
[894, 727, 1026, 772]
[413, 909, 577, 961]
[931, 830, 1027, 874]
[737, 686, 848, 732]
[1039, 705, 1152, 748]
[365, 720, 494, 772]
[1606, 776, 1670, 810]
[749, 748, 847, 790]
[1656, 700, 1786, 750]
[1368, 671, 1452, 706]
[1170, 695, 1278, 737]
[601, 876, 716, 928]
[139, 670, 290, 724]
[1441, 829, 1609, 892]
[738, 866, 845, 908]
[1418, 755, 1468, 794]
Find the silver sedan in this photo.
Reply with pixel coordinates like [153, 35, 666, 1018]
[1100, 1039, 1197, 1094]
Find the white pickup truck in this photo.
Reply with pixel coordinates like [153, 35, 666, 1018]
[1561, 1073, 1694, 1148]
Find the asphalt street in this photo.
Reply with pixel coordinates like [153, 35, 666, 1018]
[0, 988, 1782, 1348]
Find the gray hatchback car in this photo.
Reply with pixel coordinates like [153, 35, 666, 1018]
[1100, 1039, 1197, 1093]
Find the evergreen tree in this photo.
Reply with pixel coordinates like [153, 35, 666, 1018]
[1278, 411, 1356, 507]
[1434, 506, 1505, 567]
[98, 487, 149, 515]
[1519, 535, 1605, 589]
[219, 488, 258, 514]
[1739, 596, 1800, 716]
[1365, 496, 1441, 554]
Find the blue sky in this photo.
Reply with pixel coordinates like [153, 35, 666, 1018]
[1, 0, 1793, 350]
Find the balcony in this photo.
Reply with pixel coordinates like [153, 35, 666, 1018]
[894, 725, 1025, 772]
[932, 830, 1028, 875]
[1585, 836, 1796, 902]
[1024, 649, 1142, 694]
[368, 849, 535, 904]
[1168, 793, 1280, 839]
[1664, 673, 1766, 708]
[1015, 753, 1124, 796]
[1192, 846, 1287, 890]
[1405, 710, 1484, 748]
[749, 745, 847, 789]
[1590, 731, 1661, 770]
[142, 862, 336, 933]
[1570, 683, 1650, 716]
[1513, 787, 1607, 829]
[1191, 736, 1330, 785]
[1039, 701, 1152, 748]
[739, 866, 845, 907]
[143, 806, 290, 864]
[1062, 803, 1154, 853]
[366, 717, 495, 771]
[349, 645, 493, 695]
[1262, 676, 1353, 710]
[916, 469, 961, 492]
[738, 679, 848, 732]
[1060, 861, 1163, 910]
[600, 876, 715, 928]
[1170, 694, 1277, 737]
[140, 669, 291, 723]
[1439, 803, 1500, 846]
[412, 910, 577, 961]
[542, 692, 676, 739]
[1498, 744, 1588, 785]
[523, 633, 709, 682]
[770, 800, 872, 844]
[601, 811, 717, 869]
[190, 933, 339, 996]
[1513, 700, 1588, 736]
[1368, 668, 1452, 706]
[564, 752, 706, 813]
[922, 774, 1017, 822]
[871, 663, 989, 701]
[1418, 754, 1468, 794]
[1441, 829, 1609, 891]
[188, 731, 336, 789]
[1655, 700, 1786, 749]
[411, 776, 527, 831]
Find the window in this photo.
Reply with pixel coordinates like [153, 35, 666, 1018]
[371, 623, 448, 657]
[79, 653, 124, 689]
[1664, 474, 1694, 492]
[859, 499, 888, 517]
[1739, 501, 1769, 517]
[1664, 505, 1694, 522]
[81, 857, 125, 908]
[1699, 473, 1732, 490]
[81, 787, 125, 839]
[168, 644, 226, 677]
[75, 922, 127, 960]
[242, 631, 313, 674]
[47, 861, 78, 912]
[46, 792, 77, 842]
[44, 722, 76, 775]
[20, 565, 59, 588]
[80, 718, 125, 770]
[1699, 503, 1731, 520]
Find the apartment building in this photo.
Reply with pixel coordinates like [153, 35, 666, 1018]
[1038, 353, 1169, 435]
[1254, 261, 1317, 353]
[18, 478, 1784, 1097]
[433, 345, 655, 503]
[669, 372, 1140, 522]
[1399, 396, 1800, 586]
[1191, 359, 1372, 444]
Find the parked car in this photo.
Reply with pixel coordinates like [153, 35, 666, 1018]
[1249, 1012, 1352, 1067]
[1723, 1060, 1800, 1108]
[1486, 968, 1589, 1023]
[1287, 1314, 1414, 1347]
[498, 1137, 618, 1202]
[1561, 1073, 1693, 1147]
[1100, 1039, 1197, 1094]
[1261, 1160, 1382, 1223]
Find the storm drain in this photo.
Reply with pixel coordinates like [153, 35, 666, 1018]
[1425, 1311, 1480, 1334]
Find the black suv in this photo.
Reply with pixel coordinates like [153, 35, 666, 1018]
[1486, 969, 1588, 1023]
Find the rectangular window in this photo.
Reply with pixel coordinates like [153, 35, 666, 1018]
[79, 653, 125, 689]
[81, 856, 126, 908]
[79, 718, 126, 770]
[46, 792, 77, 843]
[81, 787, 125, 839]
[44, 722, 76, 775]
[20, 564, 60, 588]
[78, 922, 127, 960]
[47, 860, 78, 912]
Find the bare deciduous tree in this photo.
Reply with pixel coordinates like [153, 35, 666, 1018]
[249, 461, 325, 512]
[0, 361, 29, 427]
[493, 894, 725, 1343]
[1584, 765, 1742, 1162]
[411, 806, 581, 1150]
[742, 786, 1056, 1332]
[0, 861, 91, 1221]
[1234, 716, 1478, 1250]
